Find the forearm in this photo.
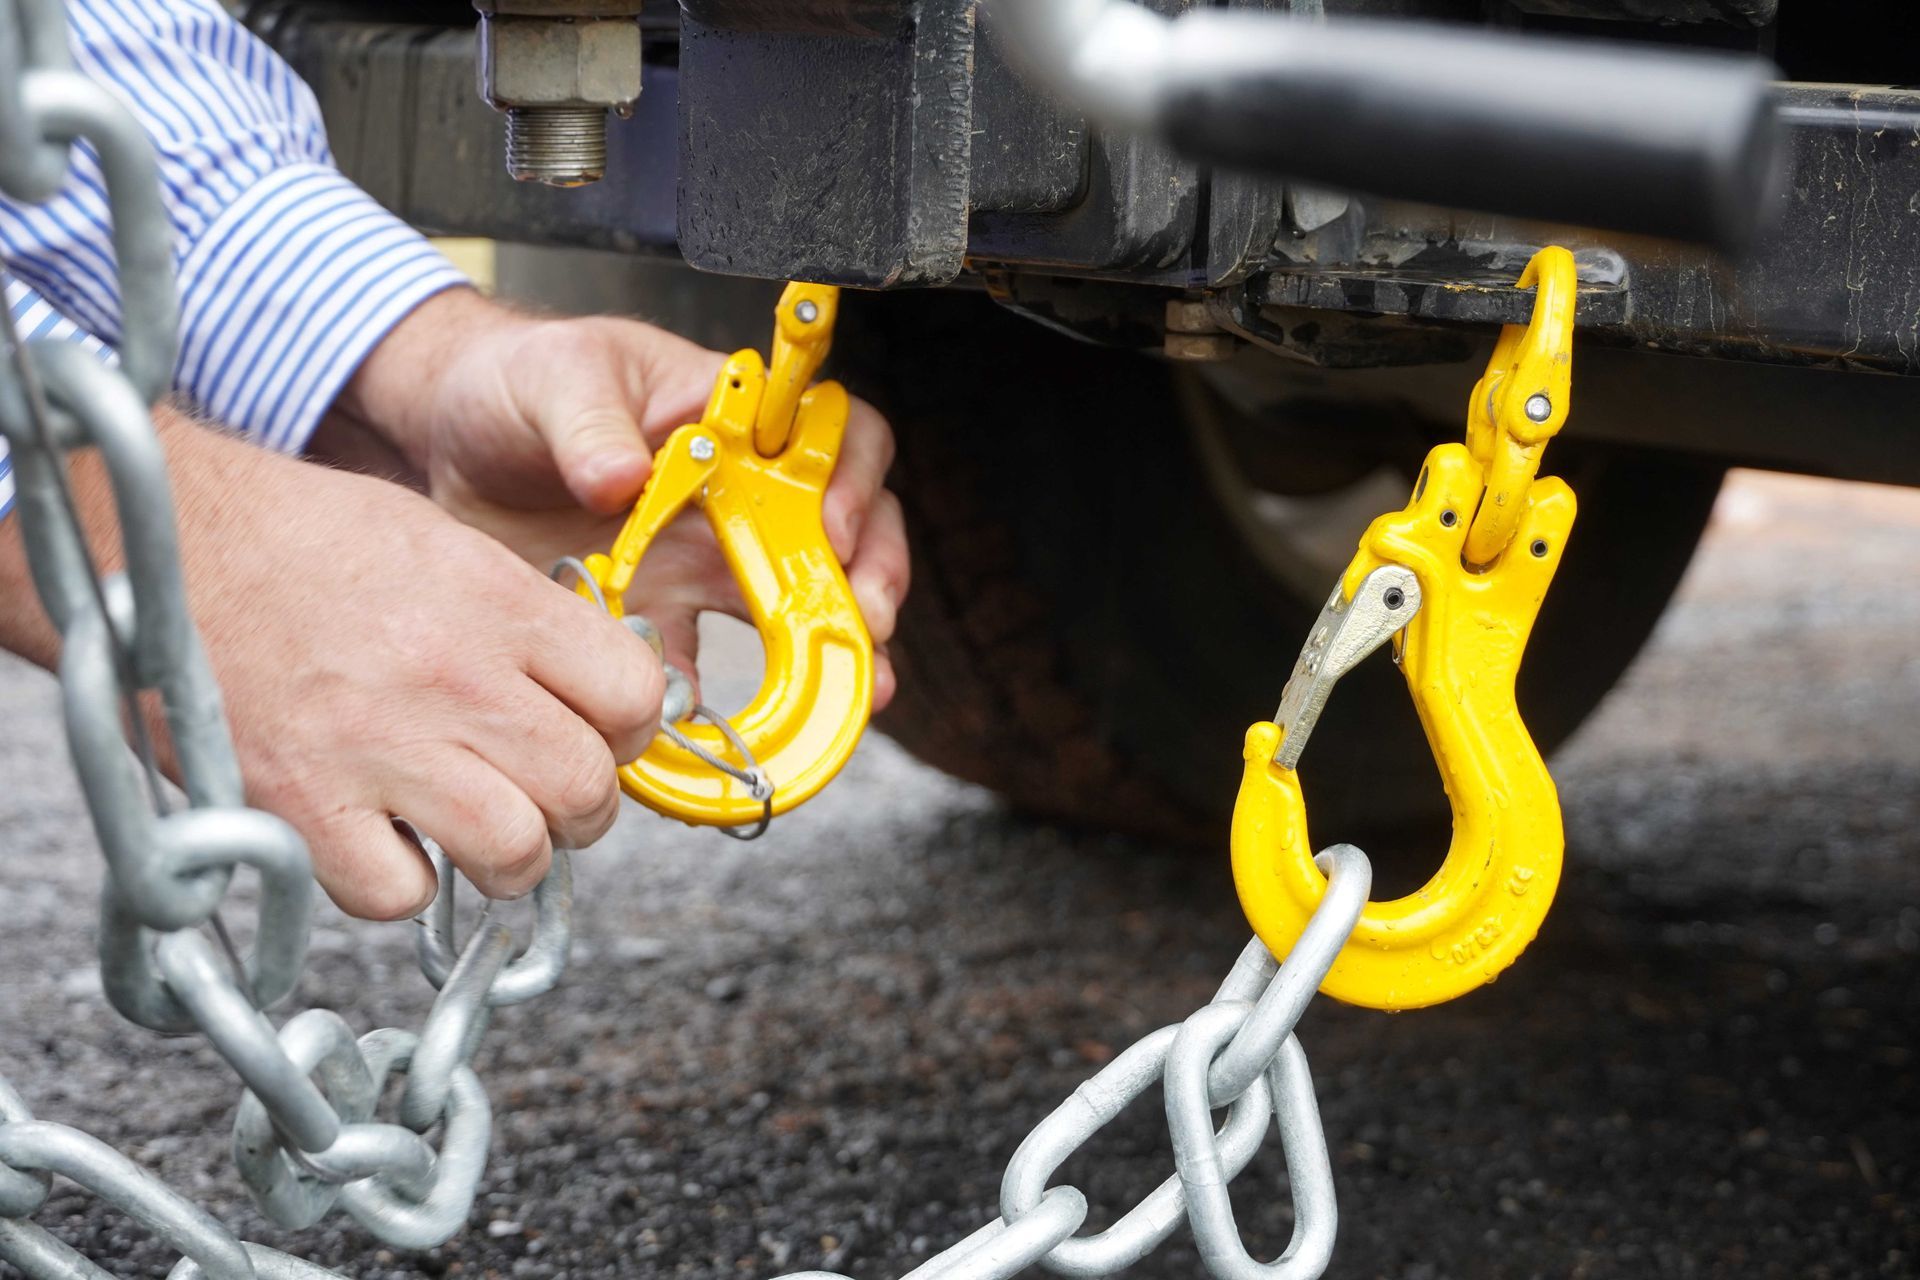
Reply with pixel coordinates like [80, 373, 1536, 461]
[0, 500, 59, 671]
[0, 408, 263, 672]
[0, 415, 138, 672]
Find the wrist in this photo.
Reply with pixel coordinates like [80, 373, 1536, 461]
[0, 506, 54, 670]
[332, 286, 526, 471]
[0, 410, 206, 671]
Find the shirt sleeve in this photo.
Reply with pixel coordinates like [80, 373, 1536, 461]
[0, 0, 469, 455]
[0, 276, 112, 521]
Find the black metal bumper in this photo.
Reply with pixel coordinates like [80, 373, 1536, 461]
[1236, 85, 1920, 376]
[255, 6, 1920, 377]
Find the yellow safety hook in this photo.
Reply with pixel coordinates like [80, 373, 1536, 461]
[576, 282, 874, 829]
[1463, 246, 1577, 566]
[1230, 248, 1580, 1010]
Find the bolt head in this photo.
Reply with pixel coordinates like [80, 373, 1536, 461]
[1524, 393, 1553, 423]
[795, 299, 819, 324]
[689, 436, 716, 461]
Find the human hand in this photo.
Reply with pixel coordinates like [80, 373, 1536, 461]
[141, 413, 664, 919]
[326, 288, 909, 708]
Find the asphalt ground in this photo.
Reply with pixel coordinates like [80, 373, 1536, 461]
[0, 470, 1915, 1280]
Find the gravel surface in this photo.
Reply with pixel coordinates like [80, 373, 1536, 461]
[0, 471, 1915, 1280]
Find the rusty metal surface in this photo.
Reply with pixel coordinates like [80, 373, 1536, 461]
[250, 13, 680, 252]
[254, 8, 1920, 382]
[676, 0, 977, 286]
[1249, 85, 1920, 374]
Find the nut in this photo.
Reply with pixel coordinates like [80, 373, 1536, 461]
[479, 15, 642, 109]
[1165, 299, 1219, 335]
[1164, 333, 1238, 362]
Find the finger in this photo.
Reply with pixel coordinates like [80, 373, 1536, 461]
[520, 587, 666, 764]
[624, 321, 727, 442]
[846, 489, 910, 646]
[470, 681, 624, 849]
[646, 603, 704, 700]
[516, 329, 655, 516]
[873, 641, 897, 713]
[622, 509, 744, 620]
[391, 749, 555, 902]
[823, 396, 896, 562]
[304, 810, 439, 922]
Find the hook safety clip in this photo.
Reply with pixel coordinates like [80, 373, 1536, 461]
[1230, 247, 1580, 1011]
[576, 282, 874, 829]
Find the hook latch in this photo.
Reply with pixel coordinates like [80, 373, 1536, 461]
[1231, 248, 1580, 1011]
[575, 282, 874, 830]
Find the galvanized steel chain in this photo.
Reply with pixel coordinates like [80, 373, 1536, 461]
[776, 845, 1371, 1280]
[0, 1072, 336, 1280]
[2, 8, 1375, 1280]
[0, 0, 573, 1267]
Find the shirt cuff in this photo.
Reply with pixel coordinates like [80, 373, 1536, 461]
[2, 278, 115, 523]
[170, 163, 469, 455]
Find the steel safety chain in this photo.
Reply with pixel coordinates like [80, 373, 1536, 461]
[773, 845, 1372, 1280]
[0, 0, 574, 1268]
[5, 8, 1374, 1280]
[0, 1072, 337, 1280]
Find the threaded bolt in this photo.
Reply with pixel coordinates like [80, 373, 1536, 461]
[505, 106, 608, 187]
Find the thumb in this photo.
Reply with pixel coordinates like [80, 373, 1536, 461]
[552, 404, 652, 515]
[529, 342, 655, 515]
[547, 402, 652, 515]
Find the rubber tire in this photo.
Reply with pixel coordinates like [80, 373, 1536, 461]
[836, 289, 1723, 849]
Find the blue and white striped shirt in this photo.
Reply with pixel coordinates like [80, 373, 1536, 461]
[0, 0, 470, 520]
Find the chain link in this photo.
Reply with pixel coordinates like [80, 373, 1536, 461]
[0, 850, 1368, 1280]
[782, 845, 1371, 1280]
[0, 0, 575, 1269]
[0, 4, 1375, 1279]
